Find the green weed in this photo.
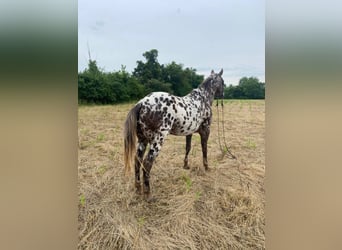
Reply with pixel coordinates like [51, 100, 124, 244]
[195, 191, 202, 200]
[239, 100, 244, 109]
[137, 216, 146, 226]
[80, 194, 86, 206]
[246, 139, 256, 149]
[97, 165, 107, 174]
[97, 133, 105, 142]
[182, 173, 192, 192]
[81, 128, 90, 135]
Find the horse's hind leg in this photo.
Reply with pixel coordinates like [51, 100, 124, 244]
[142, 134, 167, 202]
[183, 134, 192, 169]
[142, 149, 157, 202]
[135, 141, 147, 194]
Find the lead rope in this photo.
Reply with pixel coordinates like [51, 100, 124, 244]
[216, 99, 236, 159]
[216, 100, 223, 152]
[216, 99, 248, 190]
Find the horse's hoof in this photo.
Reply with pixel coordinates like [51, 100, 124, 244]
[196, 168, 205, 175]
[146, 196, 157, 203]
[135, 186, 142, 195]
[183, 165, 190, 170]
[144, 193, 156, 203]
[135, 182, 142, 194]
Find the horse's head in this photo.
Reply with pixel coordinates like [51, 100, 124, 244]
[211, 69, 225, 99]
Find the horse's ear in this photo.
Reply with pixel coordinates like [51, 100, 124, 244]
[218, 69, 223, 76]
[211, 70, 215, 75]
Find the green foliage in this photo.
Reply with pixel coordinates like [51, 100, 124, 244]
[78, 49, 263, 104]
[78, 60, 145, 104]
[195, 191, 202, 200]
[224, 77, 265, 99]
[224, 84, 245, 99]
[80, 194, 86, 206]
[78, 60, 110, 104]
[162, 62, 194, 96]
[137, 216, 146, 226]
[239, 77, 265, 99]
[134, 50, 203, 97]
[96, 133, 105, 142]
[182, 173, 192, 192]
[145, 79, 173, 94]
[246, 138, 257, 149]
[133, 49, 162, 85]
[97, 165, 107, 175]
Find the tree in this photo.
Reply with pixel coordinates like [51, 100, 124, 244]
[224, 84, 245, 99]
[162, 62, 192, 96]
[78, 49, 207, 104]
[117, 65, 145, 101]
[184, 67, 204, 89]
[224, 77, 265, 99]
[105, 65, 145, 103]
[238, 77, 265, 99]
[133, 49, 162, 86]
[133, 49, 204, 96]
[78, 60, 112, 104]
[145, 79, 173, 94]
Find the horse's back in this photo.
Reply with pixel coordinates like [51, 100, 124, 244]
[137, 91, 209, 137]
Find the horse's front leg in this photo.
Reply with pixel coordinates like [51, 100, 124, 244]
[183, 134, 192, 169]
[199, 125, 210, 171]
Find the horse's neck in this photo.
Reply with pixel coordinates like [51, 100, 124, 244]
[190, 87, 215, 106]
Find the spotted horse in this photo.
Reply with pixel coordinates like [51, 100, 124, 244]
[124, 69, 225, 202]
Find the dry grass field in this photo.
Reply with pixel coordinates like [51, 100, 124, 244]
[78, 100, 265, 249]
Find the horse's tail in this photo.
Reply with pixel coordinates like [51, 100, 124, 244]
[124, 103, 141, 175]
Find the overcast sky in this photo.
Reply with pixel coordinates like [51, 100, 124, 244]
[78, 0, 264, 85]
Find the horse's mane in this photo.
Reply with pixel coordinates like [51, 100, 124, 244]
[199, 76, 213, 92]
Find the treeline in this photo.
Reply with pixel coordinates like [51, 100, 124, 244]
[78, 49, 264, 104]
[224, 77, 265, 99]
[78, 49, 204, 104]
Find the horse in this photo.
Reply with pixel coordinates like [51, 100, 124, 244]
[124, 69, 225, 202]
